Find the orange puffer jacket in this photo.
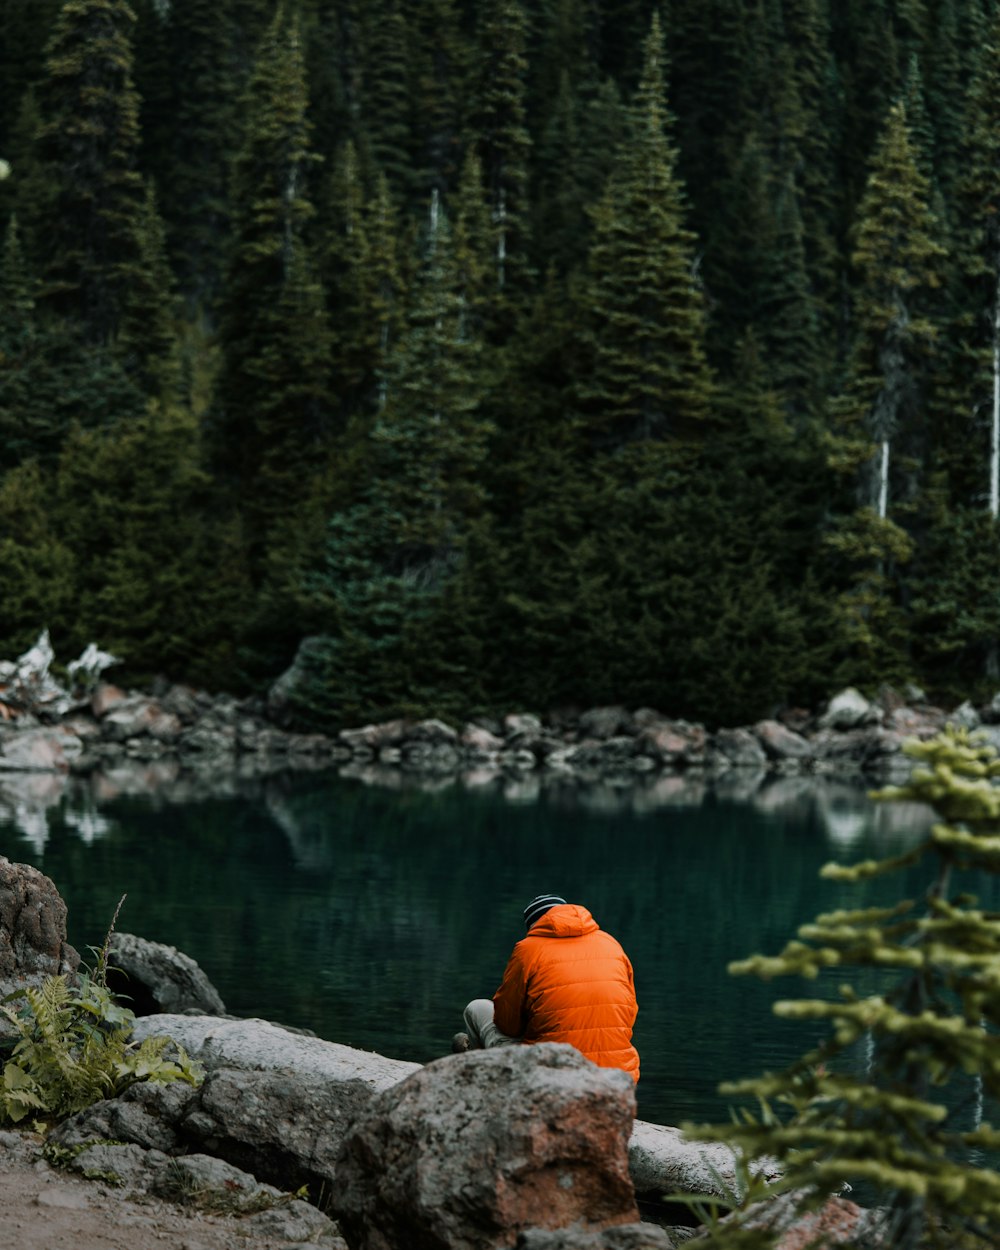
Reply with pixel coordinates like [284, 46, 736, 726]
[492, 903, 639, 1081]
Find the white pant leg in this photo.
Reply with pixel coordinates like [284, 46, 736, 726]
[463, 999, 520, 1048]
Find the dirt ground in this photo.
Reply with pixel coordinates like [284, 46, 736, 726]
[0, 1129, 341, 1250]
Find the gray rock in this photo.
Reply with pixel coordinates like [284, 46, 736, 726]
[91, 682, 130, 718]
[504, 712, 544, 738]
[131, 1015, 419, 1088]
[406, 718, 459, 744]
[52, 1077, 198, 1154]
[636, 721, 707, 767]
[333, 1044, 639, 1250]
[0, 856, 79, 989]
[159, 684, 209, 724]
[753, 720, 813, 761]
[179, 1064, 376, 1195]
[108, 932, 226, 1016]
[578, 706, 632, 740]
[951, 700, 981, 731]
[886, 705, 946, 738]
[713, 728, 767, 769]
[518, 1226, 675, 1250]
[72, 1141, 167, 1190]
[101, 697, 183, 743]
[818, 688, 880, 731]
[179, 725, 237, 755]
[735, 1191, 889, 1248]
[242, 1199, 341, 1244]
[627, 1121, 777, 1201]
[0, 726, 84, 773]
[461, 723, 504, 756]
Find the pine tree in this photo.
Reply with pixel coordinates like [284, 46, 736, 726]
[356, 0, 414, 200]
[925, 0, 964, 198]
[161, 0, 243, 309]
[831, 101, 945, 521]
[575, 13, 713, 449]
[45, 405, 251, 683]
[782, 0, 843, 314]
[0, 214, 146, 469]
[470, 0, 533, 303]
[694, 727, 1000, 1250]
[533, 70, 591, 276]
[291, 200, 491, 726]
[949, 20, 1000, 515]
[32, 0, 147, 349]
[406, 0, 469, 200]
[118, 183, 179, 397]
[831, 0, 900, 212]
[211, 5, 332, 573]
[825, 101, 944, 686]
[322, 148, 406, 430]
[0, 0, 62, 162]
[0, 216, 39, 467]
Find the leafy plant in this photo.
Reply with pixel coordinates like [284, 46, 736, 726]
[0, 895, 203, 1126]
[685, 727, 1000, 1248]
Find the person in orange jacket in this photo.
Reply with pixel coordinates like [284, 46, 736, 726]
[458, 894, 640, 1082]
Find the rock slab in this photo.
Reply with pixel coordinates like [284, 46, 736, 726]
[333, 1043, 640, 1250]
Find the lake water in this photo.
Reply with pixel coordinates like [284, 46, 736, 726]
[0, 763, 993, 1133]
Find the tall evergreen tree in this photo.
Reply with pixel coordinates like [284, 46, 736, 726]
[290, 200, 491, 726]
[825, 100, 945, 686]
[831, 101, 944, 519]
[782, 0, 843, 314]
[0, 213, 146, 468]
[161, 0, 242, 309]
[322, 147, 406, 429]
[575, 12, 713, 449]
[949, 19, 1000, 514]
[118, 182, 179, 397]
[406, 0, 469, 200]
[356, 0, 414, 199]
[697, 729, 1000, 1250]
[211, 4, 332, 574]
[0, 0, 62, 159]
[470, 0, 533, 301]
[32, 0, 147, 349]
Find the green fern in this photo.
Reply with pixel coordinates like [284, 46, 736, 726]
[0, 897, 203, 1125]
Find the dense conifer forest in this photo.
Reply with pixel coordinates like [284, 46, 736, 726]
[2, 0, 1000, 730]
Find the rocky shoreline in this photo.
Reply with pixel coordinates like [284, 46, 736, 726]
[0, 660, 990, 791]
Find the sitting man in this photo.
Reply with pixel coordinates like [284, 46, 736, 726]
[458, 894, 639, 1082]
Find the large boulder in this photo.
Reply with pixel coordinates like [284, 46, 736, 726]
[0, 857, 79, 993]
[333, 1043, 639, 1250]
[107, 932, 226, 1016]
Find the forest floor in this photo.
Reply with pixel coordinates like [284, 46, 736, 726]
[0, 1129, 333, 1250]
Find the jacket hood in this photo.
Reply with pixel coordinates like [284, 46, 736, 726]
[528, 903, 598, 938]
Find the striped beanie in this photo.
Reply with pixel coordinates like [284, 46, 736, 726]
[523, 894, 567, 930]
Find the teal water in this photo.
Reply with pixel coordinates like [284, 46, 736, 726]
[0, 767, 993, 1133]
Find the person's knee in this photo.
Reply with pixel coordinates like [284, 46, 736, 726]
[463, 999, 495, 1041]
